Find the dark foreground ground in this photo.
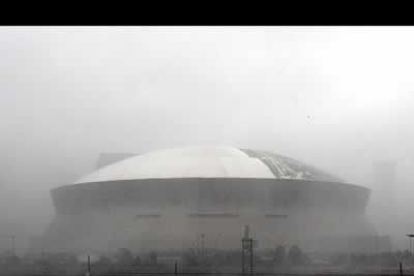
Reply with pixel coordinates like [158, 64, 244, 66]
[2, 249, 414, 276]
[1, 264, 414, 276]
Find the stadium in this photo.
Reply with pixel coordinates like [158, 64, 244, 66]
[41, 146, 376, 255]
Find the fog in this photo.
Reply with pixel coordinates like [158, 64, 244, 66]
[1, 26, 414, 253]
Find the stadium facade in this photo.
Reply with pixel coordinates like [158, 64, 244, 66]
[41, 147, 377, 254]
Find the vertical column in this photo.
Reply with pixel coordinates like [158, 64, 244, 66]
[242, 225, 254, 275]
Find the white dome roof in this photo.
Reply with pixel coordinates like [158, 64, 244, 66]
[75, 146, 343, 184]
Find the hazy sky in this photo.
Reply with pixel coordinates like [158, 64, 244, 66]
[1, 26, 414, 250]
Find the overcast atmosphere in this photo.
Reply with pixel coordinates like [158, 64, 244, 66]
[1, 26, 414, 254]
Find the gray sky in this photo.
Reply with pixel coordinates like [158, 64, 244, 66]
[1, 26, 414, 250]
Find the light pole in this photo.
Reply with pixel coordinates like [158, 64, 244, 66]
[407, 234, 414, 255]
[242, 225, 253, 276]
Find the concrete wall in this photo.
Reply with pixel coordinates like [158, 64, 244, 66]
[42, 179, 374, 254]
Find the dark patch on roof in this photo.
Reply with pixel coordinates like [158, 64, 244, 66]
[240, 149, 344, 183]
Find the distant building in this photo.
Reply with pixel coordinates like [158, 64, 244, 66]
[41, 146, 376, 254]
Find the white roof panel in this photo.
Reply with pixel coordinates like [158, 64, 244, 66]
[75, 146, 343, 184]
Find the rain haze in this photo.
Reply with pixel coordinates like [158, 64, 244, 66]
[1, 26, 414, 258]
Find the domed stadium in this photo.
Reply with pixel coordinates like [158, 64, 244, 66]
[42, 147, 376, 254]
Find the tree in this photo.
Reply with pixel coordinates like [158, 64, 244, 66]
[273, 245, 286, 265]
[182, 249, 199, 266]
[148, 251, 157, 266]
[115, 248, 134, 265]
[287, 245, 306, 266]
[96, 255, 111, 266]
[134, 255, 142, 266]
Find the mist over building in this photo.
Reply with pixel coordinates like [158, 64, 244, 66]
[368, 161, 397, 250]
[95, 153, 138, 170]
[37, 146, 379, 256]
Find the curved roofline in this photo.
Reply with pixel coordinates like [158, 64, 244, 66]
[53, 177, 370, 194]
[72, 147, 348, 185]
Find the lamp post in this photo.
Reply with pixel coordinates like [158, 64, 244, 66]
[242, 225, 253, 276]
[407, 234, 414, 255]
